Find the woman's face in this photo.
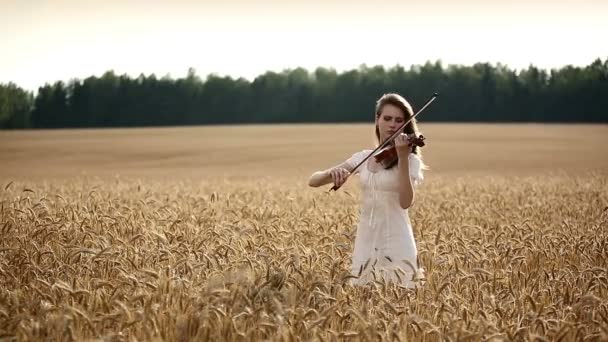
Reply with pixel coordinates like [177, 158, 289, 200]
[376, 104, 406, 143]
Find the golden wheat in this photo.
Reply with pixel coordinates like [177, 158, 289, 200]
[0, 172, 606, 341]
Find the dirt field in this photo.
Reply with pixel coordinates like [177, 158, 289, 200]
[1, 123, 606, 181]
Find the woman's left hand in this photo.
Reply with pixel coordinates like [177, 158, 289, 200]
[394, 133, 414, 156]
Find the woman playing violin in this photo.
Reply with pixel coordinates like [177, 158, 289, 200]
[308, 93, 427, 288]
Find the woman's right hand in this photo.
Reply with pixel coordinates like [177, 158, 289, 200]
[328, 167, 351, 188]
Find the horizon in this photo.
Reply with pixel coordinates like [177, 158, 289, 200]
[3, 0, 607, 92]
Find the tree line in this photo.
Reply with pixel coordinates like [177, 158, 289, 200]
[1, 58, 607, 129]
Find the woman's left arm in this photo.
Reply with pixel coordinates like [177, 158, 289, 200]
[394, 133, 415, 209]
[397, 151, 414, 209]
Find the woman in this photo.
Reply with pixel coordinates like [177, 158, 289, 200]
[308, 93, 426, 288]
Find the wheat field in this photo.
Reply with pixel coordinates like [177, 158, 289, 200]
[0, 124, 607, 341]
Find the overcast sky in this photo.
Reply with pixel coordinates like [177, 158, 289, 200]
[2, 0, 607, 91]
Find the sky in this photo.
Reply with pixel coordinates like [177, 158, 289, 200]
[2, 0, 607, 91]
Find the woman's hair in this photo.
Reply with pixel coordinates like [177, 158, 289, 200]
[374, 93, 422, 156]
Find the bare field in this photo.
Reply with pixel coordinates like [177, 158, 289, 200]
[1, 123, 607, 180]
[0, 124, 607, 340]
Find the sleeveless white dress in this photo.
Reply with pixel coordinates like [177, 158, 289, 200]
[344, 150, 425, 288]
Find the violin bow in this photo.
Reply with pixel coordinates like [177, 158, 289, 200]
[329, 92, 439, 192]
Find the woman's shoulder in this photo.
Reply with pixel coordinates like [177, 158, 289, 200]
[408, 153, 428, 168]
[408, 152, 422, 162]
[345, 149, 373, 169]
[349, 149, 373, 158]
[356, 149, 375, 161]
[408, 153, 426, 186]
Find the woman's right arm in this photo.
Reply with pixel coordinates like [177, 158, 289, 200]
[308, 161, 352, 188]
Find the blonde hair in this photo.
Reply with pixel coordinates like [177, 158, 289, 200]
[374, 93, 422, 156]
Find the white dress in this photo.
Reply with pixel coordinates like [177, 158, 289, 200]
[344, 150, 425, 288]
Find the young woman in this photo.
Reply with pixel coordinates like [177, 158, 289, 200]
[308, 93, 426, 288]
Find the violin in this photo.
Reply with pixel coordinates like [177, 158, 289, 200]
[373, 134, 426, 169]
[330, 92, 439, 192]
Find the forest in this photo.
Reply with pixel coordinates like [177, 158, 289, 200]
[1, 58, 606, 128]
